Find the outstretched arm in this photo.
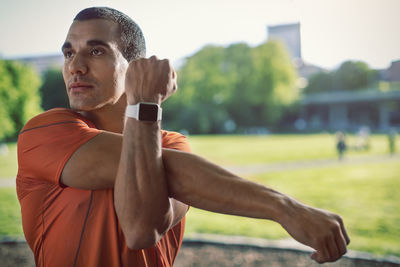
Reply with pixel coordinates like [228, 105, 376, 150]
[162, 148, 350, 263]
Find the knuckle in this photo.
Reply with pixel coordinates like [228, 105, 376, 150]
[334, 214, 343, 222]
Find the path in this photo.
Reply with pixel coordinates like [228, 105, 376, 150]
[224, 154, 400, 175]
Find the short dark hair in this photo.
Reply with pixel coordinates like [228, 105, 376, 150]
[74, 7, 146, 61]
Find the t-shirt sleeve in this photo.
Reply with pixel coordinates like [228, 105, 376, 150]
[161, 130, 191, 153]
[17, 108, 102, 186]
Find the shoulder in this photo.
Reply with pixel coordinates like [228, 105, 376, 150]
[20, 108, 95, 134]
[161, 130, 191, 152]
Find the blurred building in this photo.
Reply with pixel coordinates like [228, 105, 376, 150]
[268, 23, 301, 60]
[267, 23, 324, 79]
[11, 54, 63, 75]
[300, 57, 400, 132]
[300, 89, 400, 132]
[266, 24, 400, 132]
[379, 60, 400, 82]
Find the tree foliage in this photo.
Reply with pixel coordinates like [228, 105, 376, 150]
[40, 68, 69, 110]
[335, 61, 378, 90]
[304, 60, 378, 94]
[163, 40, 298, 134]
[0, 60, 42, 141]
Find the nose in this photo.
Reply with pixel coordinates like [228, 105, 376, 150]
[68, 53, 88, 75]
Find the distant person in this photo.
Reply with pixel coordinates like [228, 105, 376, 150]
[16, 7, 350, 267]
[355, 126, 370, 151]
[336, 131, 347, 160]
[0, 143, 8, 156]
[388, 129, 397, 156]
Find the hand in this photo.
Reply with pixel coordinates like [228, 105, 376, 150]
[279, 198, 350, 263]
[125, 56, 177, 105]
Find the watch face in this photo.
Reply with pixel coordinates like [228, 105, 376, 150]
[138, 103, 159, 121]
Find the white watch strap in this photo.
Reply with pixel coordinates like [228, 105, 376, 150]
[125, 103, 162, 121]
[125, 104, 139, 120]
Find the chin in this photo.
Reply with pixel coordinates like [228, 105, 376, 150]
[69, 102, 96, 112]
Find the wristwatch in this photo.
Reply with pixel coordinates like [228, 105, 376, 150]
[125, 102, 162, 121]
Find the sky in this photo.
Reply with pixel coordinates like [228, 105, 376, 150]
[0, 0, 399, 70]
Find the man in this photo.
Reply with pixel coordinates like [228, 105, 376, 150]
[17, 7, 350, 267]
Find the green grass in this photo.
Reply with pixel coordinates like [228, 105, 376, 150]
[0, 188, 23, 237]
[189, 134, 395, 165]
[186, 160, 400, 257]
[0, 142, 17, 178]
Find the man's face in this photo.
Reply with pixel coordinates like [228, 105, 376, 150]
[62, 19, 129, 111]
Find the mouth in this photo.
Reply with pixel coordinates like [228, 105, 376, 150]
[69, 82, 94, 93]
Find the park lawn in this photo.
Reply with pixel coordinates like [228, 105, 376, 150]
[0, 142, 18, 178]
[0, 188, 23, 237]
[189, 134, 394, 165]
[185, 160, 400, 257]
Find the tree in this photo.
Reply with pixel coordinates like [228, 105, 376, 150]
[163, 40, 298, 134]
[239, 40, 298, 126]
[0, 61, 15, 141]
[40, 68, 69, 110]
[0, 60, 42, 141]
[303, 72, 334, 94]
[304, 60, 378, 94]
[163, 45, 232, 133]
[334, 60, 378, 90]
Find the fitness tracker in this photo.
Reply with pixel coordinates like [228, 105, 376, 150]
[125, 102, 162, 122]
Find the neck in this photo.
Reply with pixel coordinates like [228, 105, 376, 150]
[80, 94, 127, 134]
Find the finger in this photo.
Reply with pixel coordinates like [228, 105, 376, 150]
[149, 55, 158, 61]
[339, 219, 351, 245]
[326, 235, 341, 261]
[335, 231, 348, 257]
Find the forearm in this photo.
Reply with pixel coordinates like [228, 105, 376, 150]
[162, 148, 289, 223]
[114, 119, 172, 249]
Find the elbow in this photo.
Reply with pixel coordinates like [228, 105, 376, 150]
[122, 216, 173, 250]
[124, 229, 161, 250]
[166, 171, 191, 202]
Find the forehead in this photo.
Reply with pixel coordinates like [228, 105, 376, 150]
[65, 19, 120, 46]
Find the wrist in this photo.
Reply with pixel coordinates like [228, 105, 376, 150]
[275, 195, 308, 229]
[127, 95, 162, 106]
[270, 193, 296, 225]
[126, 102, 162, 122]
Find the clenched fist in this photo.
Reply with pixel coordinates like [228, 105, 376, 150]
[279, 197, 350, 263]
[125, 56, 177, 105]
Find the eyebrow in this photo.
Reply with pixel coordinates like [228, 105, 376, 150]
[61, 42, 71, 51]
[61, 39, 112, 51]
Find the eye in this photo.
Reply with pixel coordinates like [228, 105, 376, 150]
[90, 48, 104, 56]
[63, 50, 74, 59]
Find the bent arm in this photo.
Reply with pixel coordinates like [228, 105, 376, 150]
[113, 118, 173, 250]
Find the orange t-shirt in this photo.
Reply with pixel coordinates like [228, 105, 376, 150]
[16, 108, 191, 267]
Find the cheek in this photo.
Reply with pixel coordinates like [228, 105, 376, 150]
[62, 68, 69, 89]
[113, 64, 128, 93]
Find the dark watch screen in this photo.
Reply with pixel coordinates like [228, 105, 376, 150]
[138, 103, 158, 121]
